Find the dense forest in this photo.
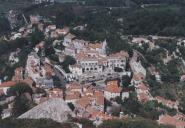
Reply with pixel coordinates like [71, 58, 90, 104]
[78, 0, 185, 7]
[0, 16, 10, 35]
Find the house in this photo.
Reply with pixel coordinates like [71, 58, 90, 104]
[72, 39, 89, 50]
[84, 87, 94, 96]
[74, 93, 104, 117]
[104, 80, 122, 100]
[132, 37, 150, 46]
[63, 33, 76, 47]
[66, 82, 83, 94]
[1, 109, 12, 119]
[135, 83, 152, 102]
[122, 90, 129, 100]
[30, 15, 43, 24]
[50, 31, 59, 38]
[64, 46, 76, 57]
[88, 40, 107, 55]
[65, 91, 81, 104]
[130, 60, 146, 78]
[131, 73, 145, 86]
[75, 96, 91, 117]
[90, 111, 113, 125]
[12, 67, 24, 81]
[158, 114, 185, 128]
[93, 91, 104, 112]
[155, 96, 179, 109]
[26, 52, 54, 88]
[55, 27, 69, 36]
[69, 64, 83, 77]
[107, 50, 128, 71]
[38, 23, 44, 31]
[130, 54, 146, 86]
[10, 33, 22, 40]
[9, 50, 20, 65]
[45, 25, 56, 32]
[48, 88, 63, 98]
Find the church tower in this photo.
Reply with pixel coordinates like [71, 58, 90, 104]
[102, 39, 107, 54]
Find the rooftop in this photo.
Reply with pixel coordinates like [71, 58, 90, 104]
[105, 80, 122, 93]
[0, 81, 17, 88]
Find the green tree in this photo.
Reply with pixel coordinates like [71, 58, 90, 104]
[121, 75, 131, 88]
[52, 75, 61, 87]
[29, 28, 44, 47]
[0, 16, 10, 35]
[67, 102, 75, 111]
[12, 95, 32, 117]
[56, 6, 76, 27]
[61, 55, 76, 73]
[7, 83, 33, 97]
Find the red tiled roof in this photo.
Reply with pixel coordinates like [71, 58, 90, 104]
[76, 96, 91, 108]
[159, 114, 185, 128]
[132, 73, 145, 81]
[65, 91, 81, 100]
[0, 81, 17, 88]
[110, 50, 129, 58]
[155, 96, 177, 107]
[88, 43, 102, 49]
[105, 80, 122, 93]
[90, 111, 113, 121]
[138, 93, 150, 102]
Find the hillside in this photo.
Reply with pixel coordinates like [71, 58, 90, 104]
[0, 0, 33, 13]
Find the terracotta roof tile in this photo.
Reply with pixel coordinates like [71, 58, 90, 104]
[65, 91, 81, 100]
[138, 93, 150, 102]
[88, 43, 102, 49]
[159, 114, 185, 128]
[76, 96, 91, 108]
[109, 50, 129, 58]
[0, 81, 17, 88]
[105, 80, 122, 93]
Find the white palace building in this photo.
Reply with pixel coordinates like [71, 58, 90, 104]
[61, 33, 130, 82]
